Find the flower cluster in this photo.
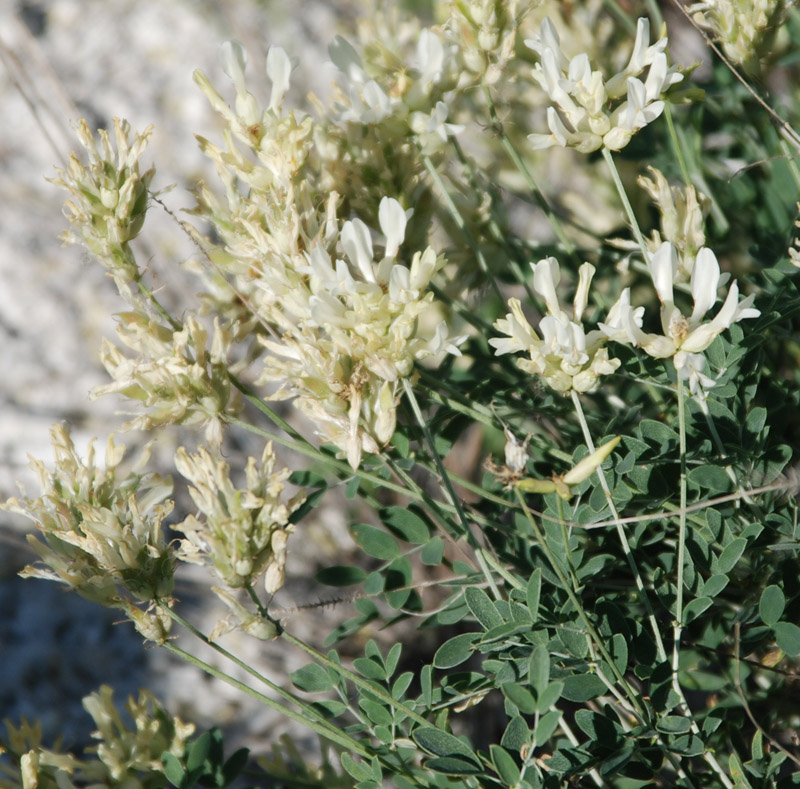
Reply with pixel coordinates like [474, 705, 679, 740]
[50, 118, 154, 290]
[173, 442, 304, 595]
[688, 0, 789, 74]
[490, 258, 620, 393]
[329, 21, 464, 151]
[2, 686, 193, 789]
[2, 424, 175, 642]
[601, 241, 760, 392]
[90, 314, 235, 447]
[257, 197, 465, 468]
[447, 0, 525, 85]
[526, 17, 683, 152]
[492, 240, 760, 396]
[637, 167, 708, 280]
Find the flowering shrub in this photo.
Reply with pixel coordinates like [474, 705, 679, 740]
[3, 1, 800, 787]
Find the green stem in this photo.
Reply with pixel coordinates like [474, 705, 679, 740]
[602, 147, 650, 263]
[279, 629, 431, 728]
[514, 488, 647, 721]
[417, 145, 504, 303]
[570, 390, 667, 663]
[664, 103, 692, 188]
[402, 378, 502, 600]
[482, 85, 579, 265]
[228, 415, 415, 500]
[159, 630, 370, 756]
[673, 376, 688, 690]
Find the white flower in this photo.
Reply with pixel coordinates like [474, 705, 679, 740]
[526, 17, 682, 153]
[266, 46, 292, 112]
[490, 257, 620, 393]
[601, 241, 760, 370]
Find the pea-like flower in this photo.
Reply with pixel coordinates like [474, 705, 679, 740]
[600, 241, 760, 373]
[2, 424, 175, 640]
[173, 442, 305, 594]
[490, 257, 620, 393]
[526, 17, 683, 152]
[257, 196, 465, 468]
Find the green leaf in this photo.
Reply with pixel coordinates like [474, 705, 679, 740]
[526, 569, 542, 622]
[291, 663, 335, 692]
[529, 644, 549, 697]
[561, 673, 606, 702]
[221, 747, 249, 786]
[502, 682, 537, 715]
[424, 756, 482, 775]
[501, 716, 530, 752]
[349, 523, 399, 560]
[345, 476, 360, 499]
[610, 633, 628, 675]
[534, 710, 562, 747]
[421, 664, 433, 708]
[315, 565, 367, 586]
[774, 622, 800, 656]
[537, 681, 564, 713]
[353, 657, 386, 681]
[186, 730, 211, 772]
[574, 709, 621, 745]
[715, 538, 748, 574]
[383, 556, 413, 609]
[656, 715, 692, 734]
[688, 464, 732, 493]
[392, 671, 414, 699]
[433, 632, 479, 669]
[413, 727, 477, 760]
[385, 643, 402, 678]
[359, 699, 393, 726]
[490, 745, 521, 786]
[288, 486, 326, 524]
[341, 753, 374, 782]
[752, 729, 764, 761]
[161, 752, 186, 788]
[683, 596, 713, 623]
[638, 419, 679, 452]
[704, 574, 730, 598]
[759, 585, 786, 626]
[382, 505, 430, 543]
[465, 587, 504, 630]
[421, 537, 444, 565]
[745, 407, 767, 438]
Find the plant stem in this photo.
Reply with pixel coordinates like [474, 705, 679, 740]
[482, 85, 580, 266]
[602, 147, 650, 263]
[417, 145, 504, 303]
[514, 488, 647, 721]
[672, 381, 734, 788]
[570, 390, 668, 664]
[664, 103, 692, 188]
[673, 376, 688, 689]
[402, 378, 502, 600]
[279, 628, 431, 728]
[159, 629, 370, 756]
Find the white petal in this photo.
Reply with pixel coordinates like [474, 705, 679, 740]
[574, 263, 595, 322]
[329, 36, 364, 83]
[219, 40, 247, 87]
[690, 247, 721, 324]
[341, 218, 375, 283]
[379, 197, 407, 259]
[532, 257, 563, 316]
[266, 47, 292, 111]
[650, 242, 677, 305]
